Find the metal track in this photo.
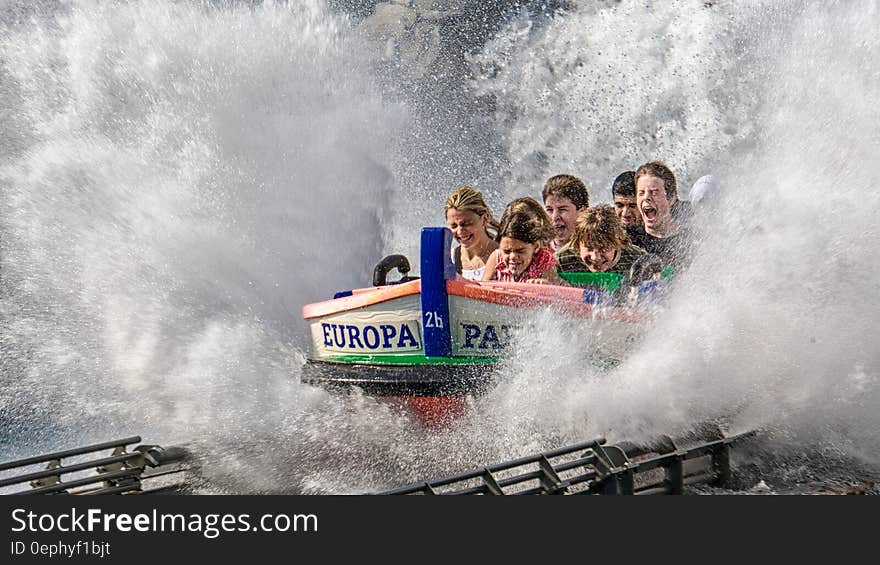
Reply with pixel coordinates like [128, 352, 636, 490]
[379, 431, 755, 495]
[0, 437, 190, 495]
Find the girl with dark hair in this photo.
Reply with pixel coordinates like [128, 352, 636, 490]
[482, 203, 560, 284]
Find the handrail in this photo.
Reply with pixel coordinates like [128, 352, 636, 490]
[0, 436, 142, 472]
[378, 431, 755, 495]
[379, 437, 606, 495]
[0, 437, 190, 495]
[0, 453, 143, 488]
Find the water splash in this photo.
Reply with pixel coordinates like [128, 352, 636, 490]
[0, 0, 403, 457]
[471, 0, 880, 465]
[2, 0, 878, 493]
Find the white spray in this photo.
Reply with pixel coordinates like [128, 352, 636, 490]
[2, 0, 878, 492]
[0, 0, 404, 457]
[471, 0, 880, 465]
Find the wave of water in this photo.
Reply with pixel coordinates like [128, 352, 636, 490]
[468, 0, 880, 469]
[1, 0, 878, 493]
[0, 0, 404, 460]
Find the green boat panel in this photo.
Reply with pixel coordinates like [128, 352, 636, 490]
[559, 265, 675, 291]
[559, 271, 624, 291]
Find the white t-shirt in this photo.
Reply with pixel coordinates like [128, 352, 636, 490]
[461, 266, 486, 281]
[452, 245, 487, 281]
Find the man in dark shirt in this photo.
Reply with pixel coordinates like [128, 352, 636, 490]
[612, 171, 642, 231]
[631, 161, 692, 270]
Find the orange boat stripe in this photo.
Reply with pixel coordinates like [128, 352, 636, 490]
[302, 279, 422, 319]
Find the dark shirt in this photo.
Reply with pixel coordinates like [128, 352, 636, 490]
[625, 224, 646, 244]
[630, 228, 691, 271]
[626, 200, 694, 271]
[671, 200, 694, 226]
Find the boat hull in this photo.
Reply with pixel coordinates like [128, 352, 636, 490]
[300, 357, 496, 396]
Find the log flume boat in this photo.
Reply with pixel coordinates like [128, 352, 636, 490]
[301, 227, 644, 425]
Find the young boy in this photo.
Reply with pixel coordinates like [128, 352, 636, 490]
[571, 205, 645, 275]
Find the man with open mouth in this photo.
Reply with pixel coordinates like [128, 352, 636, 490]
[541, 174, 590, 252]
[632, 161, 693, 269]
[542, 174, 591, 273]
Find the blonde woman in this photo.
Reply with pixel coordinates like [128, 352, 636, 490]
[444, 185, 500, 281]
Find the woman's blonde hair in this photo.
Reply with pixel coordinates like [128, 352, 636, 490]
[445, 185, 500, 237]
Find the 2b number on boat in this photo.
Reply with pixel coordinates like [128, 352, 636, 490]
[424, 311, 445, 328]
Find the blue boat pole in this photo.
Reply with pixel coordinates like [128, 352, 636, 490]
[420, 227, 455, 357]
